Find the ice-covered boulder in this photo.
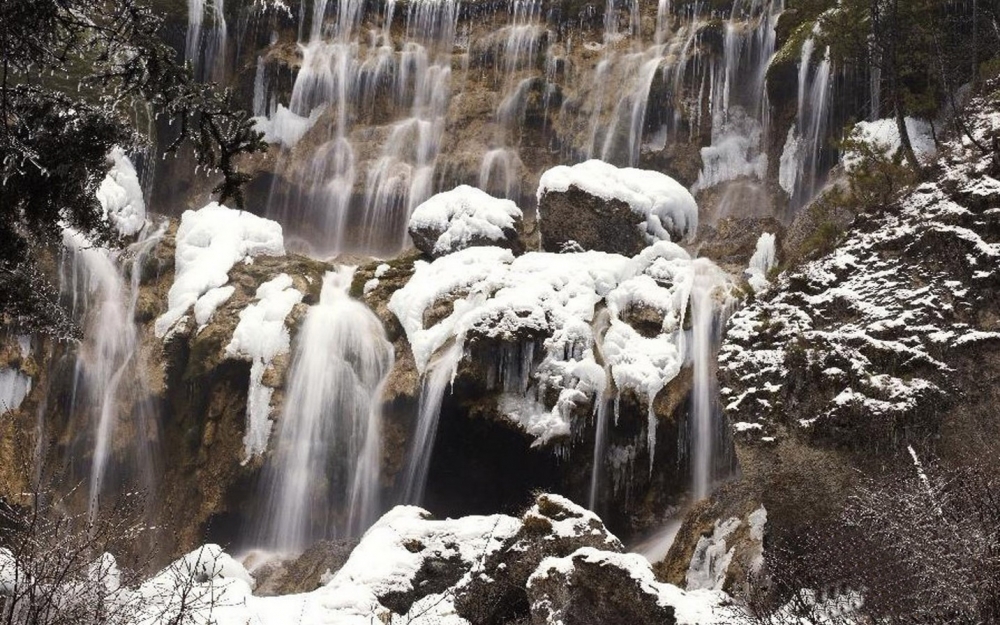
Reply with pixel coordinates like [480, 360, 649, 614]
[453, 493, 623, 624]
[537, 160, 698, 255]
[408, 185, 524, 258]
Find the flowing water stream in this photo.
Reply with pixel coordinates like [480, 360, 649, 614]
[254, 268, 393, 553]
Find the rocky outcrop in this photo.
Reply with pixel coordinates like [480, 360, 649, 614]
[538, 185, 651, 254]
[453, 494, 623, 623]
[663, 80, 1000, 597]
[528, 548, 679, 625]
[537, 161, 698, 255]
[249, 538, 358, 596]
[697, 216, 785, 274]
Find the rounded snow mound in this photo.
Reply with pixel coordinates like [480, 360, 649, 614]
[408, 185, 524, 258]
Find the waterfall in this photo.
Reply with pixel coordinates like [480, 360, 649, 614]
[185, 0, 228, 81]
[255, 268, 393, 553]
[693, 0, 781, 194]
[588, 310, 612, 511]
[791, 35, 833, 207]
[400, 341, 464, 505]
[687, 260, 731, 501]
[264, 0, 458, 257]
[62, 222, 165, 520]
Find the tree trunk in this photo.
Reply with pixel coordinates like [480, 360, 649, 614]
[884, 0, 921, 172]
[893, 89, 921, 172]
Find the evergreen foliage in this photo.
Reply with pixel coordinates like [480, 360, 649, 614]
[0, 0, 264, 335]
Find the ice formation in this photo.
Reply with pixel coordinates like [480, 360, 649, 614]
[155, 203, 286, 337]
[96, 148, 147, 237]
[0, 369, 30, 415]
[746, 232, 777, 293]
[408, 185, 522, 256]
[685, 517, 740, 591]
[537, 160, 699, 243]
[389, 242, 734, 454]
[252, 104, 322, 149]
[225, 274, 303, 460]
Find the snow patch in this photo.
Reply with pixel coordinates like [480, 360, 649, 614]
[252, 104, 321, 149]
[225, 274, 304, 460]
[96, 148, 146, 236]
[843, 117, 937, 170]
[409, 185, 522, 256]
[155, 203, 285, 338]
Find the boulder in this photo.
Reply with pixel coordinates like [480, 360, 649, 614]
[537, 160, 698, 255]
[527, 548, 678, 625]
[408, 185, 524, 258]
[453, 493, 623, 624]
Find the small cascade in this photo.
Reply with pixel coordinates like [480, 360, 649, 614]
[400, 341, 464, 505]
[186, 0, 228, 82]
[693, 0, 782, 194]
[62, 222, 165, 520]
[782, 33, 833, 208]
[255, 268, 393, 553]
[588, 310, 612, 511]
[477, 0, 544, 200]
[686, 259, 732, 501]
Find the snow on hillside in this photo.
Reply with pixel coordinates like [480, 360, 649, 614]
[722, 91, 1000, 443]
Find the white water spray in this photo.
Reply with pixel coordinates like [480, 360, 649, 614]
[255, 268, 393, 553]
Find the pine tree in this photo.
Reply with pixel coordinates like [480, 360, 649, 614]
[0, 0, 265, 335]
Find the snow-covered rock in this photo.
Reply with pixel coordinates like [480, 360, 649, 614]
[452, 493, 624, 623]
[225, 273, 303, 460]
[721, 90, 1000, 448]
[528, 547, 736, 625]
[537, 160, 698, 255]
[388, 242, 734, 451]
[155, 203, 286, 338]
[408, 185, 523, 258]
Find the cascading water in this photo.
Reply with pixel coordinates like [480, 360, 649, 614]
[686, 260, 732, 501]
[62, 222, 165, 520]
[255, 268, 393, 553]
[400, 340, 464, 505]
[186, 0, 228, 82]
[781, 32, 833, 208]
[263, 0, 459, 257]
[692, 0, 782, 196]
[588, 310, 613, 511]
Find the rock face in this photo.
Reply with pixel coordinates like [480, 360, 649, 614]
[663, 82, 1000, 592]
[408, 185, 525, 258]
[537, 160, 699, 255]
[696, 216, 784, 274]
[528, 548, 678, 625]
